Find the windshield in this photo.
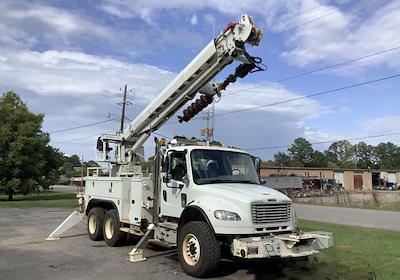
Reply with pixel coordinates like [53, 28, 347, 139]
[190, 149, 260, 185]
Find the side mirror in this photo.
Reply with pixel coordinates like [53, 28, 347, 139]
[163, 174, 171, 183]
[182, 175, 189, 186]
[260, 178, 266, 185]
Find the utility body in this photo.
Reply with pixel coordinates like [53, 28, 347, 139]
[48, 15, 332, 277]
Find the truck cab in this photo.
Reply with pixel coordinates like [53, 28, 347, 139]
[161, 145, 297, 235]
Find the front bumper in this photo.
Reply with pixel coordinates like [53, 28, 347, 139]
[231, 231, 333, 259]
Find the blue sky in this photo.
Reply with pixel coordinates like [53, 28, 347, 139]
[1, 0, 400, 161]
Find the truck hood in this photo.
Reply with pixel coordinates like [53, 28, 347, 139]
[196, 183, 291, 203]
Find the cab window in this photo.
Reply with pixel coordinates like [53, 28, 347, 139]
[170, 153, 187, 181]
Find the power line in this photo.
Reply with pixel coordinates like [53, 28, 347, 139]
[58, 132, 173, 145]
[271, 4, 323, 33]
[223, 45, 400, 98]
[53, 133, 100, 144]
[283, 4, 322, 19]
[49, 118, 115, 134]
[153, 132, 173, 139]
[215, 73, 400, 117]
[165, 73, 400, 124]
[273, 0, 366, 35]
[244, 131, 400, 151]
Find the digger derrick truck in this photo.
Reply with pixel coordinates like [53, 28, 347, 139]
[48, 15, 333, 277]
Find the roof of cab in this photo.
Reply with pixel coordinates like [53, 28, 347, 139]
[167, 145, 249, 154]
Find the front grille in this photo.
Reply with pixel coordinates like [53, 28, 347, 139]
[251, 202, 291, 224]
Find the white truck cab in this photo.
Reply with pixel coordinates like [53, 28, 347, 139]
[161, 145, 297, 235]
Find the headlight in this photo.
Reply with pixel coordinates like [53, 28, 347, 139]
[214, 210, 241, 221]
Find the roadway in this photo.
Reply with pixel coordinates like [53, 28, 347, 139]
[294, 204, 400, 231]
[51, 185, 78, 193]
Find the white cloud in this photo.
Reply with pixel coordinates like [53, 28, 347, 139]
[216, 82, 328, 121]
[98, 0, 400, 74]
[203, 14, 216, 26]
[191, 14, 198, 25]
[281, 1, 400, 71]
[0, 48, 174, 99]
[361, 116, 400, 135]
[0, 1, 110, 42]
[100, 0, 286, 24]
[7, 6, 108, 36]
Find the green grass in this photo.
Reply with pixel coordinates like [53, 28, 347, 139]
[294, 200, 400, 211]
[0, 191, 77, 208]
[297, 219, 400, 280]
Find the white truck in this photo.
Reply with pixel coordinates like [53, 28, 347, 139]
[48, 15, 333, 278]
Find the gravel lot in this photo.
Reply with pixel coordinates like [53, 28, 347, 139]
[0, 207, 308, 280]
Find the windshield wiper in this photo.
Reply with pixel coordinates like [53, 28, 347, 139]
[238, 180, 259, 185]
[201, 179, 259, 184]
[202, 179, 233, 184]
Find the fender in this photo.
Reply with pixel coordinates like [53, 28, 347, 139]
[178, 205, 214, 234]
[86, 198, 118, 215]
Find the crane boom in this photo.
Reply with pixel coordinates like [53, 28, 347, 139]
[97, 14, 264, 169]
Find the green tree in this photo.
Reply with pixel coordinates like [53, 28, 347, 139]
[327, 140, 356, 168]
[354, 142, 375, 169]
[309, 150, 328, 167]
[273, 151, 291, 166]
[374, 142, 400, 170]
[287, 138, 314, 166]
[0, 92, 64, 200]
[61, 161, 75, 178]
[67, 154, 81, 167]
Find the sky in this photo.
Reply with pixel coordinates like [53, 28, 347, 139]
[1, 0, 400, 161]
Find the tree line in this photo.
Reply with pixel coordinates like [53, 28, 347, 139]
[266, 137, 400, 170]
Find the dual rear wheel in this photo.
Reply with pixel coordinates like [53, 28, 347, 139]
[87, 207, 126, 246]
[87, 209, 220, 277]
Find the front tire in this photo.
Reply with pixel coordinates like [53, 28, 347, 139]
[87, 207, 105, 241]
[103, 209, 126, 247]
[177, 221, 220, 277]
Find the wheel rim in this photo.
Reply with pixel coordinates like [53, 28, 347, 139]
[105, 217, 114, 239]
[88, 214, 97, 234]
[182, 233, 200, 266]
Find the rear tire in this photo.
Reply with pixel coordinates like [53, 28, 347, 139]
[103, 209, 126, 247]
[177, 221, 220, 277]
[87, 207, 105, 241]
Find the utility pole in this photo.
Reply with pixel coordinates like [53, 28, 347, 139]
[80, 155, 84, 194]
[119, 84, 128, 133]
[201, 110, 214, 142]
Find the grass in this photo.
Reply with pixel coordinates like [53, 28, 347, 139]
[297, 219, 400, 280]
[294, 200, 400, 212]
[0, 191, 77, 208]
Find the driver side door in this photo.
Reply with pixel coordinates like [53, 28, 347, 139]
[160, 151, 188, 218]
